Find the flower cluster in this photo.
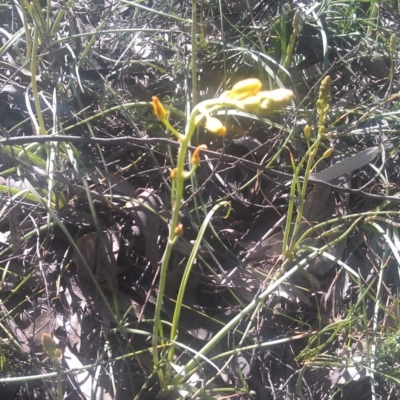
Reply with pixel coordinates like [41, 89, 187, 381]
[220, 78, 294, 117]
[316, 76, 331, 116]
[151, 78, 294, 139]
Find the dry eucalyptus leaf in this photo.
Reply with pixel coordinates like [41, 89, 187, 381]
[67, 312, 82, 352]
[301, 185, 335, 229]
[72, 224, 121, 289]
[126, 190, 162, 270]
[0, 302, 30, 354]
[309, 147, 379, 183]
[23, 310, 58, 348]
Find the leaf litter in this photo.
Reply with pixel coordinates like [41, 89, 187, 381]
[0, 0, 400, 399]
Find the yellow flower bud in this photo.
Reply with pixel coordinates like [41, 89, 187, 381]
[174, 223, 183, 236]
[318, 126, 326, 136]
[170, 168, 190, 180]
[191, 144, 207, 166]
[170, 167, 178, 180]
[259, 89, 294, 110]
[390, 33, 396, 55]
[205, 117, 227, 136]
[323, 148, 333, 159]
[303, 125, 311, 138]
[151, 96, 167, 121]
[237, 95, 261, 113]
[317, 76, 331, 114]
[227, 78, 262, 100]
[320, 76, 331, 95]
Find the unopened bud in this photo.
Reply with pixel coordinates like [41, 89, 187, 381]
[293, 10, 302, 32]
[390, 34, 397, 55]
[303, 125, 311, 138]
[237, 95, 261, 113]
[323, 148, 333, 159]
[259, 89, 294, 110]
[170, 168, 190, 180]
[227, 78, 262, 100]
[151, 96, 167, 121]
[191, 145, 207, 166]
[174, 223, 183, 236]
[205, 117, 227, 136]
[170, 168, 178, 180]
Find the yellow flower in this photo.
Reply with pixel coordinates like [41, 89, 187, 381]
[259, 89, 294, 110]
[191, 144, 207, 166]
[236, 95, 261, 113]
[151, 96, 167, 121]
[205, 117, 227, 136]
[227, 78, 262, 100]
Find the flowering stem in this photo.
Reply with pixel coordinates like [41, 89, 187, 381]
[152, 107, 200, 386]
[150, 78, 294, 387]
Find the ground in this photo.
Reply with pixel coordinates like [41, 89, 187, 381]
[1, 0, 400, 399]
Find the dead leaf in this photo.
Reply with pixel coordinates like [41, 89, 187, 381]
[67, 312, 82, 352]
[72, 224, 121, 289]
[23, 310, 58, 348]
[126, 190, 161, 270]
[0, 302, 30, 354]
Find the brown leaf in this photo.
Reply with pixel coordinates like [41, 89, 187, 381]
[126, 190, 162, 270]
[23, 310, 57, 348]
[72, 224, 121, 289]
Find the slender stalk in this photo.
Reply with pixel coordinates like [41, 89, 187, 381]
[191, 0, 197, 107]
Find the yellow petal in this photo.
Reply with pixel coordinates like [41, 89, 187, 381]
[303, 125, 311, 138]
[151, 96, 167, 121]
[259, 89, 294, 110]
[205, 117, 227, 136]
[323, 148, 333, 159]
[191, 144, 208, 166]
[227, 78, 262, 100]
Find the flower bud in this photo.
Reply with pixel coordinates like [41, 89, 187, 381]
[191, 144, 207, 166]
[323, 148, 333, 159]
[237, 95, 261, 113]
[170, 168, 190, 180]
[170, 167, 178, 180]
[258, 89, 294, 112]
[390, 33, 397, 55]
[293, 10, 302, 33]
[151, 96, 167, 121]
[320, 76, 331, 95]
[303, 125, 311, 138]
[227, 78, 262, 100]
[205, 117, 227, 136]
[174, 223, 183, 236]
[317, 76, 331, 114]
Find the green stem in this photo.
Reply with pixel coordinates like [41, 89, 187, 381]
[167, 202, 230, 364]
[191, 0, 198, 106]
[152, 107, 200, 386]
